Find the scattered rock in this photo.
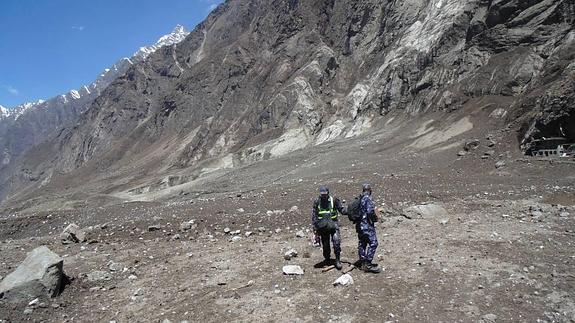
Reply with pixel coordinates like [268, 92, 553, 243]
[23, 308, 34, 315]
[282, 265, 304, 275]
[481, 313, 498, 323]
[457, 150, 467, 157]
[245, 231, 253, 237]
[148, 225, 162, 232]
[237, 208, 245, 213]
[108, 262, 124, 272]
[60, 223, 86, 244]
[0, 246, 65, 303]
[495, 161, 506, 169]
[489, 108, 508, 119]
[464, 139, 480, 151]
[295, 230, 305, 238]
[439, 218, 450, 225]
[284, 249, 298, 260]
[180, 221, 192, 231]
[275, 228, 282, 234]
[170, 234, 181, 241]
[289, 206, 299, 213]
[333, 274, 354, 287]
[224, 227, 231, 234]
[257, 227, 266, 233]
[231, 236, 242, 243]
[85, 271, 112, 282]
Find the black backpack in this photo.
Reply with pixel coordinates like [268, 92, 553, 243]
[347, 195, 363, 223]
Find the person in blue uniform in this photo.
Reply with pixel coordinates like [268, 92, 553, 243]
[356, 183, 381, 273]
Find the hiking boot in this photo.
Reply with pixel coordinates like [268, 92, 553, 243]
[314, 258, 332, 268]
[334, 257, 342, 270]
[361, 261, 381, 274]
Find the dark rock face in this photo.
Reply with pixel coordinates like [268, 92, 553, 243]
[0, 246, 65, 303]
[2, 0, 574, 206]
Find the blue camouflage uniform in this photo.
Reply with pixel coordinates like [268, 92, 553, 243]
[312, 195, 344, 261]
[356, 192, 379, 262]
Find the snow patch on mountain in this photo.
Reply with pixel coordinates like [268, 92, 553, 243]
[133, 25, 190, 60]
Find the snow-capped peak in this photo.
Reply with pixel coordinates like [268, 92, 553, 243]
[0, 105, 8, 117]
[133, 24, 190, 60]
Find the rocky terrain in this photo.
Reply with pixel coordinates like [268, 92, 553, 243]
[0, 0, 574, 321]
[0, 124, 574, 322]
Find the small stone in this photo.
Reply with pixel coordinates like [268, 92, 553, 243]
[180, 222, 192, 231]
[28, 298, 39, 306]
[108, 262, 123, 272]
[128, 275, 137, 280]
[457, 151, 467, 157]
[289, 206, 299, 213]
[560, 212, 570, 217]
[439, 218, 449, 225]
[23, 308, 34, 315]
[284, 249, 298, 260]
[282, 265, 304, 275]
[231, 236, 242, 242]
[275, 228, 282, 234]
[170, 234, 181, 241]
[495, 161, 506, 169]
[481, 313, 497, 322]
[333, 274, 354, 287]
[257, 227, 266, 232]
[224, 227, 231, 234]
[295, 230, 305, 238]
[245, 231, 253, 237]
[60, 223, 86, 244]
[237, 208, 245, 213]
[86, 271, 112, 282]
[148, 225, 161, 232]
[464, 139, 480, 151]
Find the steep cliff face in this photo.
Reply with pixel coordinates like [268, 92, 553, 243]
[0, 26, 190, 202]
[4, 0, 574, 206]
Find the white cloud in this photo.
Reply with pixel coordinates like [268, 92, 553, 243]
[72, 26, 85, 31]
[4, 85, 19, 96]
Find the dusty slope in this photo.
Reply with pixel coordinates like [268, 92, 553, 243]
[1, 110, 574, 322]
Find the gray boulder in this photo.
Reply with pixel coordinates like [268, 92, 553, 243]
[60, 223, 86, 244]
[0, 246, 65, 303]
[402, 203, 448, 219]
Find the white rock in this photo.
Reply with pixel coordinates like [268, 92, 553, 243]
[282, 265, 304, 275]
[333, 274, 354, 286]
[295, 231, 305, 238]
[231, 236, 242, 242]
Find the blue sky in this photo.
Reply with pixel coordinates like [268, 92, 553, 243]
[0, 0, 223, 108]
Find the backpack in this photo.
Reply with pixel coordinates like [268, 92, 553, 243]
[347, 195, 363, 223]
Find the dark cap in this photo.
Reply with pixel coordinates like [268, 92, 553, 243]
[362, 183, 372, 192]
[319, 186, 329, 195]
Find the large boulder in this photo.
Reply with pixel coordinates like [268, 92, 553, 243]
[402, 203, 449, 219]
[0, 246, 65, 303]
[60, 223, 86, 244]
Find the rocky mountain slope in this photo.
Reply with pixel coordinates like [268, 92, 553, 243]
[0, 25, 189, 203]
[2, 0, 574, 210]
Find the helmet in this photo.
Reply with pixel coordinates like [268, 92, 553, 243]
[362, 183, 372, 195]
[319, 186, 329, 195]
